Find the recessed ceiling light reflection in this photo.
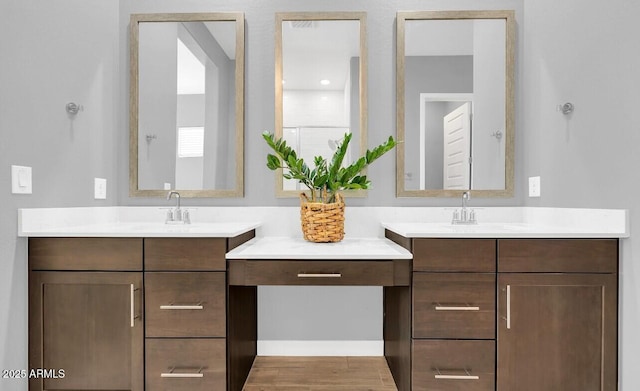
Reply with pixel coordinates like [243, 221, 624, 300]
[320, 79, 331, 86]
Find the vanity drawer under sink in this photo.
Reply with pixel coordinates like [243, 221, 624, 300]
[145, 338, 226, 391]
[144, 238, 226, 271]
[412, 339, 495, 391]
[145, 272, 225, 337]
[413, 272, 495, 339]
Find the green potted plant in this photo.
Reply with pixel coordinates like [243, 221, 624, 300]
[263, 131, 397, 242]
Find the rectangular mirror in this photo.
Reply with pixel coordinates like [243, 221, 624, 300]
[130, 13, 244, 197]
[275, 12, 367, 197]
[396, 10, 515, 197]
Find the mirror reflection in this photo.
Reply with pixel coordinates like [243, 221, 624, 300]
[130, 13, 244, 197]
[397, 11, 514, 197]
[275, 13, 366, 196]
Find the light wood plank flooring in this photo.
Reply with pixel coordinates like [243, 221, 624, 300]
[243, 356, 398, 391]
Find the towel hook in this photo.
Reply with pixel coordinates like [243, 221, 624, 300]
[557, 102, 574, 115]
[65, 102, 83, 115]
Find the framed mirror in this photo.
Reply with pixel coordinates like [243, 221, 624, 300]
[129, 13, 244, 197]
[396, 10, 515, 197]
[275, 12, 367, 197]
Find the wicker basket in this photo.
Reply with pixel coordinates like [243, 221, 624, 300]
[300, 192, 345, 243]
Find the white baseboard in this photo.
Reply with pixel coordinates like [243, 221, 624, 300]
[257, 340, 384, 356]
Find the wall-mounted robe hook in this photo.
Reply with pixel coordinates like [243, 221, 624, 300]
[491, 130, 503, 140]
[65, 102, 83, 115]
[146, 134, 157, 142]
[557, 102, 574, 115]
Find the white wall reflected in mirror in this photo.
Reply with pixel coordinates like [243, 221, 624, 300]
[275, 13, 366, 197]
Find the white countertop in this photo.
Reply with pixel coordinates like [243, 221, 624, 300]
[225, 237, 413, 260]
[382, 221, 628, 238]
[19, 221, 261, 238]
[18, 206, 629, 239]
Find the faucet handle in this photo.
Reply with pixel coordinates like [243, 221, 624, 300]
[164, 209, 174, 223]
[451, 209, 460, 223]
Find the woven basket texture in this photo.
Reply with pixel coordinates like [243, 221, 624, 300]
[300, 193, 345, 243]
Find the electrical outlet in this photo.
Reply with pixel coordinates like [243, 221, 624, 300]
[529, 176, 541, 197]
[11, 165, 32, 194]
[94, 178, 107, 199]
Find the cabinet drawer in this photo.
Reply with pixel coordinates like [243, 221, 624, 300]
[413, 273, 495, 339]
[29, 238, 142, 271]
[144, 238, 226, 271]
[498, 239, 618, 273]
[146, 338, 225, 391]
[413, 339, 495, 391]
[413, 239, 496, 272]
[145, 272, 225, 337]
[228, 260, 401, 286]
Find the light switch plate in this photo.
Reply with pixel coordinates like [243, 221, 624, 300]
[94, 178, 107, 199]
[11, 165, 32, 194]
[529, 176, 541, 197]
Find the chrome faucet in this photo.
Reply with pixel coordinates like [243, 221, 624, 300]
[452, 191, 477, 225]
[165, 191, 190, 224]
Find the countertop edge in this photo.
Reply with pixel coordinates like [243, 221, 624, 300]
[225, 237, 414, 260]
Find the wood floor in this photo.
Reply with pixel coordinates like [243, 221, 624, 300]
[242, 356, 398, 391]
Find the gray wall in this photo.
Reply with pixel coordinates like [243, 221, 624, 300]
[138, 22, 178, 189]
[0, 1, 120, 389]
[521, 0, 640, 389]
[33, 1, 640, 390]
[471, 19, 506, 190]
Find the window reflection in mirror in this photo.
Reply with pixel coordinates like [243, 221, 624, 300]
[130, 13, 244, 198]
[397, 11, 514, 197]
[275, 13, 366, 197]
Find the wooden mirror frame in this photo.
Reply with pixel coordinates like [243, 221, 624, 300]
[129, 12, 245, 198]
[396, 10, 515, 197]
[274, 12, 367, 198]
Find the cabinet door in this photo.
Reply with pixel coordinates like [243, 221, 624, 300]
[29, 271, 143, 391]
[497, 273, 617, 391]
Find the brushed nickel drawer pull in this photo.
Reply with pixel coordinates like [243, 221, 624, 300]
[435, 374, 480, 380]
[506, 284, 511, 329]
[297, 273, 342, 278]
[435, 303, 480, 311]
[434, 368, 479, 380]
[160, 303, 204, 310]
[130, 284, 135, 328]
[161, 367, 204, 378]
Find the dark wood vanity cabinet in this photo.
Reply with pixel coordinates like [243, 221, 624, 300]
[411, 239, 496, 391]
[496, 239, 618, 391]
[28, 232, 255, 391]
[28, 238, 144, 391]
[144, 238, 229, 391]
[386, 233, 619, 391]
[28, 233, 618, 391]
